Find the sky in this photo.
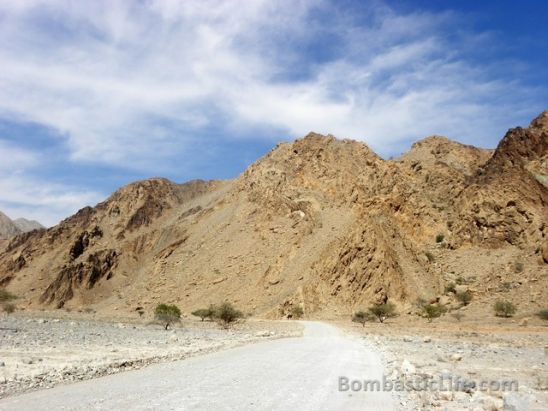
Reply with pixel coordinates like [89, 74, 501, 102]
[0, 0, 546, 226]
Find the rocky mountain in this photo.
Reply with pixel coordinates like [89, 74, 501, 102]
[0, 211, 44, 240]
[0, 211, 21, 239]
[0, 112, 546, 319]
[13, 218, 45, 233]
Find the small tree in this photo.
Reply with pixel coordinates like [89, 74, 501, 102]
[215, 302, 243, 328]
[422, 304, 446, 322]
[352, 310, 374, 326]
[456, 290, 472, 306]
[192, 308, 214, 321]
[3, 303, 16, 314]
[290, 306, 304, 319]
[154, 304, 181, 330]
[368, 303, 397, 323]
[494, 300, 516, 318]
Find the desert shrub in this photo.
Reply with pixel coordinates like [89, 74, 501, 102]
[494, 300, 516, 318]
[425, 252, 435, 263]
[352, 310, 375, 326]
[451, 312, 464, 322]
[192, 307, 215, 321]
[422, 304, 446, 322]
[444, 283, 456, 294]
[514, 261, 524, 273]
[415, 298, 427, 308]
[290, 306, 304, 319]
[3, 303, 16, 314]
[536, 309, 548, 321]
[456, 290, 472, 306]
[455, 276, 465, 285]
[0, 289, 16, 302]
[154, 303, 181, 330]
[368, 303, 397, 323]
[214, 302, 243, 328]
[435, 233, 445, 243]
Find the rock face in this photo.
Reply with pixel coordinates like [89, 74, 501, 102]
[0, 113, 546, 318]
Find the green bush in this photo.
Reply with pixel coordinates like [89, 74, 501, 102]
[290, 306, 304, 319]
[3, 303, 16, 314]
[191, 307, 215, 321]
[456, 290, 473, 306]
[368, 303, 397, 323]
[536, 309, 548, 321]
[422, 304, 446, 322]
[352, 310, 375, 326]
[215, 302, 243, 328]
[435, 233, 445, 243]
[494, 300, 516, 318]
[154, 303, 182, 330]
[0, 289, 16, 302]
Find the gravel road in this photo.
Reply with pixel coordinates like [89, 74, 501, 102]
[0, 322, 395, 410]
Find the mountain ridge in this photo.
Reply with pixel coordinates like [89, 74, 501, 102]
[0, 112, 546, 319]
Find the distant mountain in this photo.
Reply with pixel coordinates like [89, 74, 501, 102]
[0, 211, 21, 239]
[13, 218, 45, 233]
[0, 211, 44, 239]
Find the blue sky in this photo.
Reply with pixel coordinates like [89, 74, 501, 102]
[0, 0, 546, 226]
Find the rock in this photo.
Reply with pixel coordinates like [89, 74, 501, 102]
[450, 353, 463, 361]
[503, 392, 531, 411]
[455, 285, 468, 294]
[423, 336, 431, 343]
[255, 331, 270, 337]
[0, 361, 5, 367]
[168, 334, 179, 343]
[400, 359, 416, 375]
[22, 358, 34, 365]
[37, 319, 46, 324]
[403, 336, 413, 342]
[519, 318, 529, 327]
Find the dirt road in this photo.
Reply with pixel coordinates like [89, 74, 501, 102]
[0, 322, 395, 410]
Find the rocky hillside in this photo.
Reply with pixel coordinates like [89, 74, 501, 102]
[0, 112, 546, 319]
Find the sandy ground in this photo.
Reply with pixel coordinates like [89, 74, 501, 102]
[338, 318, 548, 411]
[0, 322, 396, 411]
[0, 313, 302, 399]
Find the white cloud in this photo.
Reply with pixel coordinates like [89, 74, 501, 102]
[0, 0, 544, 223]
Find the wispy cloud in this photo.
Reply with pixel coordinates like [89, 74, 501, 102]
[0, 0, 544, 224]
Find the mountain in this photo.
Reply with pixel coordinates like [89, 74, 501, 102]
[13, 218, 45, 233]
[0, 112, 546, 319]
[0, 211, 21, 239]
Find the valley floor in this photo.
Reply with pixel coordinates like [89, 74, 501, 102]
[0, 313, 301, 399]
[339, 319, 548, 410]
[1, 321, 397, 410]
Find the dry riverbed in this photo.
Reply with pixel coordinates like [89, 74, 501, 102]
[0, 314, 302, 398]
[339, 319, 547, 411]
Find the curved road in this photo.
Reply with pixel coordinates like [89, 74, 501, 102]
[0, 322, 395, 410]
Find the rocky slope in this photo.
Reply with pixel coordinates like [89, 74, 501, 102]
[0, 112, 546, 319]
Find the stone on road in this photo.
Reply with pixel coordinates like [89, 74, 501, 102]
[0, 322, 395, 410]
